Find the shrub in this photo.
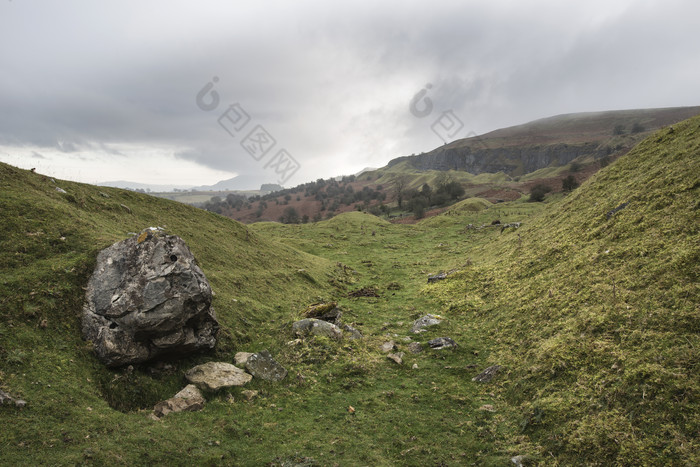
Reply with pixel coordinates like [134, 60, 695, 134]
[529, 184, 552, 202]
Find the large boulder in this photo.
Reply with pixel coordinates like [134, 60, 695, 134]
[81, 228, 219, 367]
[185, 362, 252, 391]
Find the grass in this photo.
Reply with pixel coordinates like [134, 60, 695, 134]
[1, 115, 699, 465]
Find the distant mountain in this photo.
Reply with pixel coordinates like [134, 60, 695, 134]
[191, 174, 278, 191]
[98, 181, 194, 192]
[387, 106, 700, 176]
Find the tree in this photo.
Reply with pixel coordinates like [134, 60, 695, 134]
[279, 207, 300, 224]
[529, 184, 552, 202]
[562, 175, 579, 192]
[420, 183, 432, 203]
[391, 175, 410, 208]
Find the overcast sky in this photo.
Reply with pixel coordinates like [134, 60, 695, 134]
[1, 0, 699, 189]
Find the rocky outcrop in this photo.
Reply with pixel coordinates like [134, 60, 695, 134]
[81, 228, 218, 367]
[185, 362, 252, 391]
[395, 142, 603, 176]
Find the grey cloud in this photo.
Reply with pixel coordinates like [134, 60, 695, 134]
[1, 0, 699, 185]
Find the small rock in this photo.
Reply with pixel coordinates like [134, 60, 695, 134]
[234, 352, 254, 366]
[153, 384, 205, 418]
[472, 365, 503, 383]
[427, 272, 447, 283]
[55, 187, 67, 194]
[340, 323, 363, 339]
[511, 454, 532, 466]
[303, 302, 341, 323]
[99, 192, 110, 198]
[292, 318, 342, 339]
[185, 362, 252, 391]
[387, 352, 404, 365]
[0, 389, 26, 408]
[246, 350, 287, 382]
[411, 314, 442, 333]
[428, 337, 457, 349]
[241, 389, 259, 401]
[380, 341, 396, 353]
[412, 363, 418, 369]
[408, 342, 423, 353]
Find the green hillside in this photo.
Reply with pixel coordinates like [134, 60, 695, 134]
[1, 115, 698, 465]
[431, 117, 700, 463]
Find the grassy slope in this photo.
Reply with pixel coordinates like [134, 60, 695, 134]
[0, 164, 342, 464]
[432, 117, 700, 463]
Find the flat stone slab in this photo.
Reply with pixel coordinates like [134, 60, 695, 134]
[246, 350, 287, 382]
[185, 361, 252, 391]
[234, 352, 254, 366]
[428, 337, 457, 349]
[153, 384, 205, 418]
[411, 314, 442, 333]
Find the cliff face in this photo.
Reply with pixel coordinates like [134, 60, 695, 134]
[398, 142, 604, 175]
[388, 106, 700, 176]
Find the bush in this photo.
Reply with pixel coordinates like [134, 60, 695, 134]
[562, 175, 579, 192]
[529, 184, 552, 202]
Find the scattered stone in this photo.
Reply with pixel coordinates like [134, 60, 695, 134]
[185, 362, 252, 391]
[286, 338, 302, 346]
[241, 389, 259, 401]
[246, 350, 287, 382]
[234, 352, 254, 366]
[511, 454, 532, 466]
[380, 341, 397, 353]
[340, 323, 363, 339]
[606, 201, 629, 219]
[387, 352, 404, 365]
[412, 363, 418, 369]
[293, 318, 342, 339]
[98, 192, 110, 198]
[119, 203, 132, 214]
[153, 384, 205, 418]
[427, 272, 448, 283]
[411, 314, 442, 333]
[472, 365, 503, 383]
[401, 336, 412, 342]
[0, 390, 26, 408]
[408, 342, 423, 353]
[500, 222, 521, 233]
[428, 337, 457, 349]
[81, 228, 218, 367]
[55, 187, 67, 194]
